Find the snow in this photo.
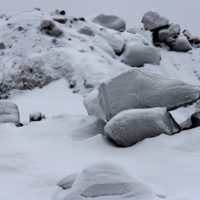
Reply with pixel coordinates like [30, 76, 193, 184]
[1, 9, 200, 200]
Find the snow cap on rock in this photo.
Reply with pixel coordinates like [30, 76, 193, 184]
[142, 10, 169, 31]
[92, 13, 126, 32]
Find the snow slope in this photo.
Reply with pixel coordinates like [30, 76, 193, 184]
[1, 9, 200, 200]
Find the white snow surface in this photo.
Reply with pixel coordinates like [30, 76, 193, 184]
[1, 9, 200, 200]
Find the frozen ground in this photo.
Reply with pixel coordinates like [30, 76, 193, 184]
[1, 9, 200, 200]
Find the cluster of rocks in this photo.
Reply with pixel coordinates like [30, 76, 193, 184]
[54, 161, 160, 200]
[142, 10, 199, 51]
[84, 68, 200, 147]
[0, 100, 45, 126]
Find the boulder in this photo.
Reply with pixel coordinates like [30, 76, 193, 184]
[92, 14, 126, 32]
[191, 111, 200, 128]
[97, 29, 124, 55]
[183, 29, 200, 45]
[98, 68, 200, 121]
[0, 42, 5, 50]
[157, 23, 180, 42]
[29, 111, 45, 122]
[77, 26, 95, 37]
[166, 36, 192, 52]
[127, 27, 137, 34]
[104, 108, 180, 147]
[142, 10, 169, 31]
[122, 37, 160, 67]
[0, 101, 20, 124]
[83, 90, 107, 122]
[57, 173, 79, 190]
[57, 161, 158, 200]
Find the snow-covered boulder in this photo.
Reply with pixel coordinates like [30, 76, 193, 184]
[98, 68, 200, 121]
[92, 14, 126, 32]
[142, 10, 169, 31]
[57, 173, 79, 190]
[166, 36, 192, 52]
[127, 27, 137, 34]
[83, 90, 107, 122]
[77, 26, 95, 37]
[0, 101, 20, 124]
[122, 37, 160, 67]
[104, 108, 180, 147]
[96, 29, 124, 55]
[157, 23, 180, 42]
[183, 29, 200, 46]
[29, 111, 45, 122]
[54, 161, 159, 200]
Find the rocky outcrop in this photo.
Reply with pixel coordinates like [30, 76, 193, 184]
[98, 68, 200, 121]
[104, 108, 181, 147]
[55, 162, 158, 200]
[142, 10, 169, 31]
[0, 101, 20, 124]
[92, 14, 126, 32]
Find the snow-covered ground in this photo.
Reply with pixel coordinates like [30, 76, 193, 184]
[1, 9, 200, 200]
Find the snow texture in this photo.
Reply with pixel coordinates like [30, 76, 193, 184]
[57, 173, 79, 190]
[157, 23, 180, 42]
[122, 36, 160, 67]
[104, 107, 181, 147]
[98, 68, 200, 121]
[0, 101, 19, 124]
[92, 14, 126, 32]
[55, 161, 159, 200]
[142, 10, 169, 31]
[83, 90, 107, 122]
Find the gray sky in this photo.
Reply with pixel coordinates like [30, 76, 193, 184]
[1, 0, 200, 35]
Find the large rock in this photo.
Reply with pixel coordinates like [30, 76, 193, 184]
[166, 36, 192, 52]
[0, 101, 20, 124]
[98, 68, 200, 121]
[83, 90, 107, 122]
[104, 108, 181, 147]
[77, 26, 95, 37]
[183, 29, 200, 46]
[54, 162, 159, 200]
[92, 14, 126, 32]
[157, 23, 180, 42]
[97, 29, 124, 55]
[142, 10, 169, 31]
[122, 37, 160, 67]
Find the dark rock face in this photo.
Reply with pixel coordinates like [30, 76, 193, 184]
[40, 19, 63, 37]
[104, 108, 181, 147]
[59, 10, 66, 15]
[29, 112, 45, 122]
[142, 10, 169, 31]
[53, 18, 67, 24]
[0, 42, 6, 50]
[93, 14, 126, 32]
[0, 101, 20, 124]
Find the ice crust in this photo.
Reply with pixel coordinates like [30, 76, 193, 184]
[0, 101, 19, 124]
[98, 68, 200, 121]
[57, 161, 158, 200]
[104, 107, 181, 147]
[142, 10, 169, 31]
[92, 14, 126, 32]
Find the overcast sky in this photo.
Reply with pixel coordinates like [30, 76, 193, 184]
[0, 0, 200, 35]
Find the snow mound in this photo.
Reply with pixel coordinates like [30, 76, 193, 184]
[54, 161, 159, 200]
[92, 14, 126, 32]
[104, 107, 181, 147]
[0, 101, 19, 124]
[142, 10, 169, 31]
[98, 68, 200, 121]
